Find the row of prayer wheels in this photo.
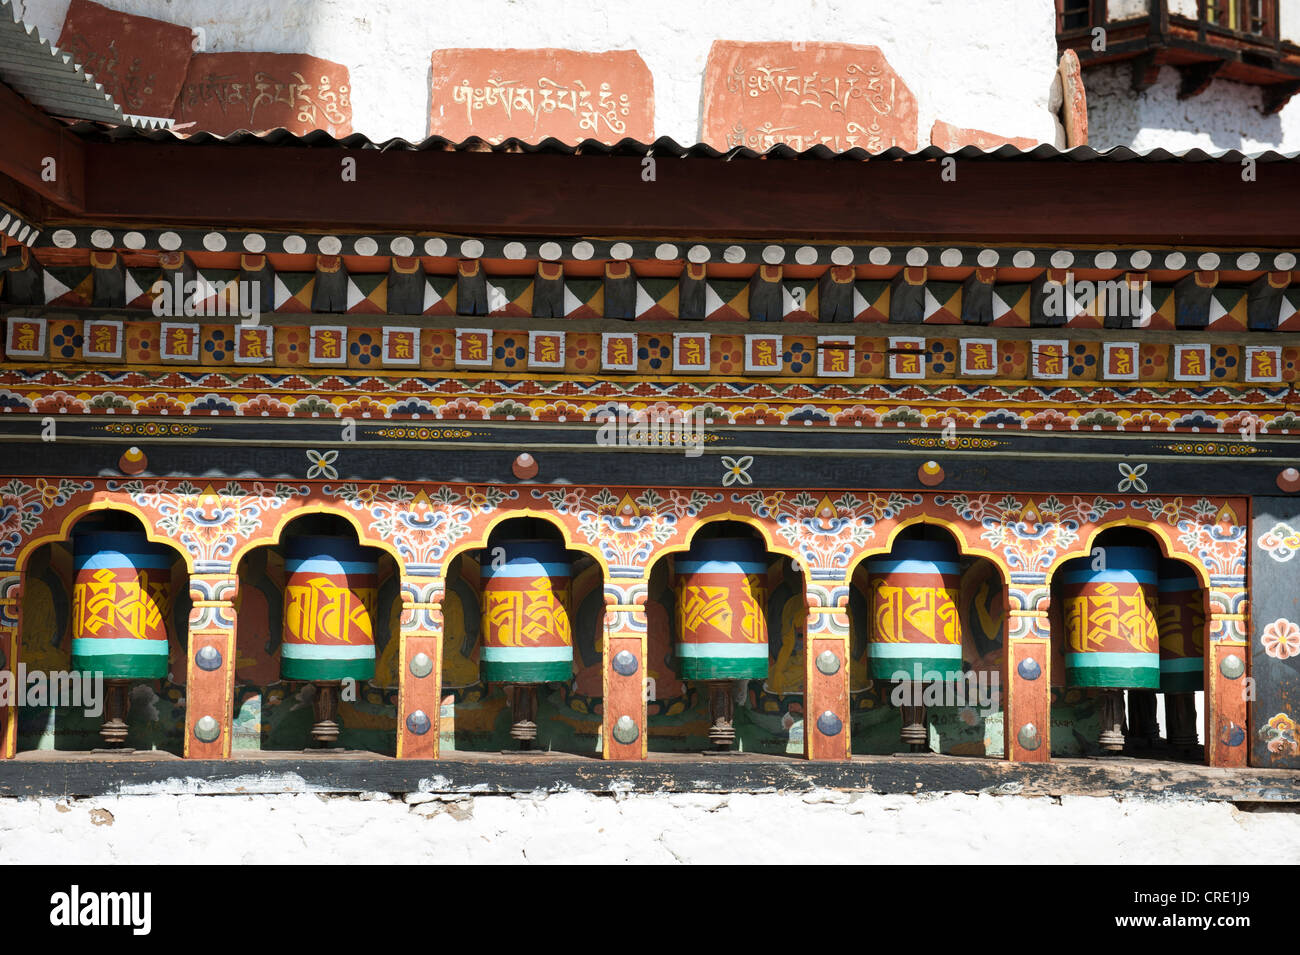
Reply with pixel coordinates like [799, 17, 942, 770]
[69, 530, 382, 747]
[65, 529, 1206, 754]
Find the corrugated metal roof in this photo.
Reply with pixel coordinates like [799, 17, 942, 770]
[56, 120, 1300, 162]
[0, 0, 123, 124]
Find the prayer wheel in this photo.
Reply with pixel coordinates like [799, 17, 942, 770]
[1060, 545, 1160, 753]
[1157, 560, 1205, 694]
[481, 540, 573, 748]
[72, 530, 173, 680]
[282, 536, 378, 682]
[480, 540, 573, 684]
[1157, 559, 1205, 749]
[282, 536, 379, 745]
[1060, 547, 1160, 690]
[71, 529, 175, 747]
[675, 537, 768, 749]
[674, 538, 769, 681]
[866, 539, 963, 681]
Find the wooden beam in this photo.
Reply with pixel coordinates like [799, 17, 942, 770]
[0, 84, 86, 211]
[41, 140, 1300, 246]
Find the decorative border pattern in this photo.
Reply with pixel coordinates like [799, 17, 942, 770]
[34, 228, 1300, 274]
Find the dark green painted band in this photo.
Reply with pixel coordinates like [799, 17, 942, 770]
[72, 656, 168, 681]
[1066, 665, 1161, 689]
[1160, 672, 1204, 693]
[679, 658, 769, 680]
[868, 658, 965, 681]
[281, 658, 376, 682]
[481, 660, 573, 684]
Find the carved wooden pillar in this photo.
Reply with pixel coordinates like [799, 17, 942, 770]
[184, 574, 238, 758]
[397, 575, 443, 759]
[1206, 580, 1249, 768]
[804, 583, 850, 760]
[602, 583, 647, 760]
[0, 573, 21, 758]
[1005, 579, 1051, 762]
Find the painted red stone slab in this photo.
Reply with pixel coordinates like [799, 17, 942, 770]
[57, 0, 195, 117]
[174, 52, 352, 135]
[930, 120, 1039, 151]
[428, 48, 654, 144]
[701, 40, 918, 152]
[1059, 49, 1089, 147]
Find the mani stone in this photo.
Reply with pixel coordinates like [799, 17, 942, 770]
[58, 0, 195, 118]
[175, 52, 353, 136]
[428, 48, 654, 145]
[701, 41, 919, 153]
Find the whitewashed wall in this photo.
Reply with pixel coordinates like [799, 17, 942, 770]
[16, 0, 1064, 145]
[1085, 63, 1300, 151]
[2, 790, 1298, 863]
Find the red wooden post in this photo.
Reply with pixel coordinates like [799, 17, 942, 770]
[184, 574, 238, 758]
[602, 592, 647, 760]
[397, 576, 443, 759]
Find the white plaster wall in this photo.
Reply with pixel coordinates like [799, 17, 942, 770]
[1108, 0, 1152, 20]
[1084, 62, 1300, 150]
[1, 789, 1297, 863]
[1283, 0, 1300, 44]
[14, 0, 1064, 145]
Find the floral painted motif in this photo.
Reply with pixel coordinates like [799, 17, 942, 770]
[0, 478, 95, 556]
[306, 449, 339, 479]
[734, 490, 920, 572]
[114, 479, 304, 567]
[1117, 462, 1149, 493]
[721, 455, 753, 487]
[1258, 522, 1300, 563]
[1260, 712, 1299, 758]
[533, 486, 719, 573]
[329, 483, 519, 571]
[1261, 618, 1300, 660]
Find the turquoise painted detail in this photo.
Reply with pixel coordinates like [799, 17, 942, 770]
[481, 646, 572, 662]
[675, 643, 767, 658]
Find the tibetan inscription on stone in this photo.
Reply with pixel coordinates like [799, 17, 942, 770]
[174, 53, 352, 136]
[701, 41, 918, 152]
[428, 49, 654, 145]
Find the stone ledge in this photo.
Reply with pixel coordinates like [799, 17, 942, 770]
[2, 752, 1297, 802]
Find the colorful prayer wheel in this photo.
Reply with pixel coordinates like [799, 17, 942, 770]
[1157, 560, 1205, 693]
[282, 536, 378, 683]
[1060, 546, 1160, 689]
[674, 538, 769, 681]
[71, 530, 174, 680]
[866, 539, 963, 681]
[480, 540, 573, 684]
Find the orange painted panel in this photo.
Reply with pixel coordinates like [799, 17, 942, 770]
[398, 634, 441, 759]
[1207, 642, 1249, 767]
[806, 636, 848, 760]
[1007, 639, 1050, 762]
[603, 634, 645, 760]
